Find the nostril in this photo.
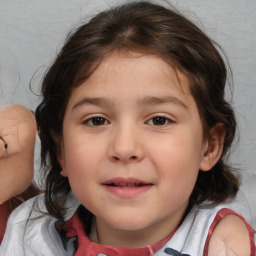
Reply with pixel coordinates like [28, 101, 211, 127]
[113, 156, 119, 161]
[111, 155, 137, 161]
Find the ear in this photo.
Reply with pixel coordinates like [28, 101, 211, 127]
[60, 168, 68, 177]
[200, 123, 225, 171]
[50, 129, 68, 177]
[58, 153, 68, 177]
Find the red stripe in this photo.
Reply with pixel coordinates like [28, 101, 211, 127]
[0, 201, 11, 243]
[64, 211, 177, 255]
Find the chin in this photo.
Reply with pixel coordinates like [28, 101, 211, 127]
[106, 214, 151, 231]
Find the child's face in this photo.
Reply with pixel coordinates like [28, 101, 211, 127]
[60, 52, 211, 244]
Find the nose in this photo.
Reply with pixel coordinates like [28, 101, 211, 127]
[108, 124, 144, 163]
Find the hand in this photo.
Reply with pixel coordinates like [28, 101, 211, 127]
[0, 120, 23, 157]
[0, 137, 7, 158]
[0, 104, 37, 204]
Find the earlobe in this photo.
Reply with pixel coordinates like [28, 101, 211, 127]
[58, 152, 68, 177]
[200, 123, 226, 171]
[50, 129, 60, 146]
[60, 169, 68, 177]
[50, 129, 68, 177]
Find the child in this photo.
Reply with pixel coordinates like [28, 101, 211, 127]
[1, 1, 255, 255]
[0, 104, 40, 243]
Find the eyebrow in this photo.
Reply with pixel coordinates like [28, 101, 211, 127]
[72, 97, 114, 111]
[137, 96, 188, 109]
[72, 95, 187, 111]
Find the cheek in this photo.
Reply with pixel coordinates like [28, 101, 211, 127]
[64, 130, 101, 162]
[148, 132, 202, 193]
[64, 145, 98, 174]
[63, 141, 107, 213]
[64, 145, 96, 199]
[62, 134, 106, 186]
[150, 133, 203, 169]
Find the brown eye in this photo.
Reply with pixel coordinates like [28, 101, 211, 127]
[84, 117, 109, 126]
[146, 116, 173, 126]
[152, 117, 169, 125]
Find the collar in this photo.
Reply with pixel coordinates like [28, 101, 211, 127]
[64, 210, 176, 256]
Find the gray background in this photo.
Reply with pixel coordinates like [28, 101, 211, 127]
[0, 0, 255, 177]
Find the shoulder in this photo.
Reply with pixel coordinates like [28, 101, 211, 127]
[220, 171, 256, 231]
[5, 194, 45, 223]
[204, 171, 256, 256]
[0, 193, 80, 256]
[156, 180, 256, 256]
[0, 194, 44, 239]
[0, 194, 51, 255]
[208, 213, 252, 256]
[155, 205, 222, 255]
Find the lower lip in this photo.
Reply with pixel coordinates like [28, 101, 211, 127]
[103, 185, 152, 198]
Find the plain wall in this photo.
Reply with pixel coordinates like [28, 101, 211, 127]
[0, 0, 255, 178]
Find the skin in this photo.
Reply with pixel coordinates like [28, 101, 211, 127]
[0, 104, 37, 204]
[208, 214, 251, 256]
[58, 52, 249, 252]
[0, 137, 6, 159]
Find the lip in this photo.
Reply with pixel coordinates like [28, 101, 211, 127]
[102, 177, 153, 198]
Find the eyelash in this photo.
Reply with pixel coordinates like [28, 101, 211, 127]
[83, 115, 173, 127]
[83, 117, 110, 126]
[146, 116, 174, 126]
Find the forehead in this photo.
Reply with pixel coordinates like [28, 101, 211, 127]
[72, 52, 192, 99]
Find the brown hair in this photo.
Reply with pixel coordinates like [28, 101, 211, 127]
[36, 1, 238, 220]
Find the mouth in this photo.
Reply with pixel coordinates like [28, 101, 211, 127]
[104, 182, 150, 188]
[102, 177, 152, 187]
[102, 178, 153, 198]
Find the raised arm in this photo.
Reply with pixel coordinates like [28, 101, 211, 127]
[0, 104, 37, 204]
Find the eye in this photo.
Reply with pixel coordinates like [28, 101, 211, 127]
[147, 116, 173, 126]
[83, 117, 109, 126]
